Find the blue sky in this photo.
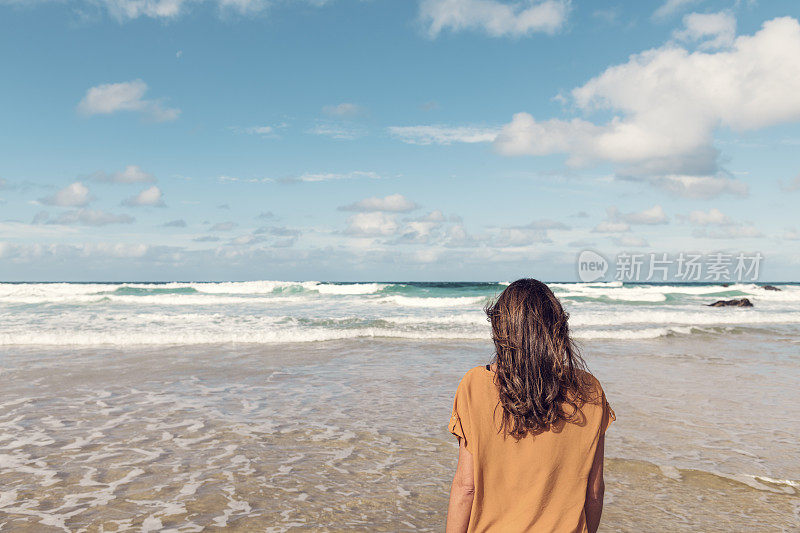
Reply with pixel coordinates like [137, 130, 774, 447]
[1, 0, 799, 281]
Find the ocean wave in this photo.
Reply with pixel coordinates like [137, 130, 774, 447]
[569, 309, 800, 327]
[379, 295, 488, 308]
[0, 327, 488, 346]
[572, 326, 695, 340]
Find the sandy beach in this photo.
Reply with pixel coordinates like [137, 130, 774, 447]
[1, 282, 799, 531]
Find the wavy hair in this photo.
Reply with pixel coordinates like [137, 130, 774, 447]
[486, 278, 591, 439]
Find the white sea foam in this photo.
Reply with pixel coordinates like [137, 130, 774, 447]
[1, 281, 798, 346]
[380, 295, 487, 308]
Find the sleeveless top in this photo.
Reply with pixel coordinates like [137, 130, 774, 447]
[447, 365, 615, 532]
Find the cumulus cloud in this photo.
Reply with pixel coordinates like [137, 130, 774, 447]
[673, 11, 737, 50]
[345, 212, 399, 236]
[92, 165, 156, 184]
[122, 185, 165, 207]
[693, 225, 762, 239]
[493, 17, 800, 193]
[614, 205, 669, 225]
[78, 80, 180, 122]
[339, 194, 418, 213]
[593, 205, 667, 233]
[40, 182, 92, 207]
[520, 219, 570, 230]
[420, 0, 571, 38]
[489, 227, 551, 246]
[684, 208, 731, 226]
[388, 125, 500, 145]
[683, 208, 761, 238]
[254, 226, 300, 237]
[592, 220, 629, 233]
[50, 209, 135, 226]
[651, 174, 748, 199]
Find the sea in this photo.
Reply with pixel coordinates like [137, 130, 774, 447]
[0, 281, 798, 531]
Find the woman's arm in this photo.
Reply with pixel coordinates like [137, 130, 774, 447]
[445, 438, 474, 533]
[584, 433, 606, 533]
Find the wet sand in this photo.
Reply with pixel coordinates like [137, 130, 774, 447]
[1, 335, 799, 531]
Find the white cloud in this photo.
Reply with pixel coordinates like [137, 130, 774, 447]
[99, 0, 187, 20]
[283, 171, 381, 183]
[122, 185, 165, 207]
[652, 0, 698, 21]
[50, 209, 135, 226]
[339, 194, 418, 213]
[217, 0, 268, 15]
[78, 80, 180, 122]
[494, 17, 800, 188]
[686, 208, 731, 226]
[784, 228, 800, 240]
[592, 220, 629, 233]
[40, 182, 92, 207]
[522, 219, 570, 230]
[93, 165, 156, 184]
[490, 227, 551, 246]
[674, 11, 736, 50]
[594, 205, 667, 234]
[694, 225, 761, 239]
[345, 212, 399, 236]
[653, 175, 748, 199]
[388, 125, 500, 145]
[684, 208, 761, 239]
[323, 103, 362, 117]
[244, 125, 274, 135]
[420, 0, 571, 38]
[618, 205, 669, 225]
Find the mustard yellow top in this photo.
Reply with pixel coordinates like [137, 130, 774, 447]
[448, 365, 615, 532]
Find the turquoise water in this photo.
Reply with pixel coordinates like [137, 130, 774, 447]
[0, 281, 799, 530]
[0, 281, 798, 345]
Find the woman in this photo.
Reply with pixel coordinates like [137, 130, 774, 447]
[445, 279, 614, 533]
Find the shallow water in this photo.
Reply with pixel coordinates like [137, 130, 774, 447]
[1, 334, 799, 531]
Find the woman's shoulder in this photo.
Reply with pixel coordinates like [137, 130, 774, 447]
[574, 369, 608, 403]
[454, 365, 492, 392]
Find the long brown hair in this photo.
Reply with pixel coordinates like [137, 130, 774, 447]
[486, 278, 591, 439]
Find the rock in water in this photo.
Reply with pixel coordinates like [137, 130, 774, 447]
[707, 298, 754, 307]
[762, 285, 781, 291]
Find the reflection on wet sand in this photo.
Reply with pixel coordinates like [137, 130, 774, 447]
[1, 338, 798, 531]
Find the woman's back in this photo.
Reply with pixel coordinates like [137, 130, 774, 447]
[445, 279, 614, 532]
[448, 364, 614, 532]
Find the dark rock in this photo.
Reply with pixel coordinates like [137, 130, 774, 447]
[762, 285, 781, 291]
[721, 283, 730, 287]
[707, 298, 754, 307]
